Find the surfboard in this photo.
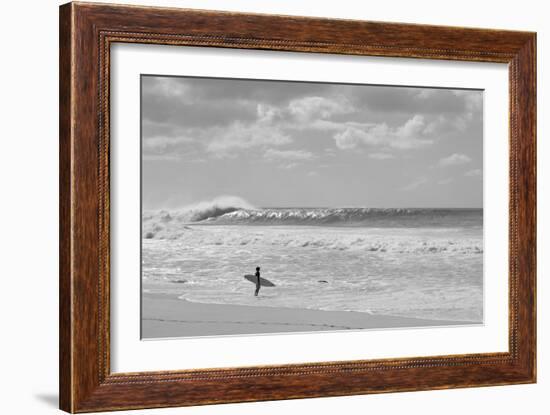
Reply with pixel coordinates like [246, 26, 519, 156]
[244, 274, 276, 287]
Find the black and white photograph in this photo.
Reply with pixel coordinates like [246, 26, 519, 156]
[140, 75, 484, 338]
[3, 0, 545, 413]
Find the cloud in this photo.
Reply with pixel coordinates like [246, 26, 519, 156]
[465, 168, 482, 177]
[253, 96, 353, 129]
[401, 177, 428, 191]
[142, 135, 194, 151]
[348, 86, 481, 115]
[343, 87, 482, 137]
[156, 76, 334, 105]
[437, 178, 453, 185]
[256, 104, 282, 123]
[334, 115, 433, 150]
[142, 77, 190, 98]
[438, 153, 472, 167]
[142, 77, 259, 129]
[143, 76, 482, 121]
[141, 75, 482, 166]
[142, 97, 257, 129]
[368, 152, 395, 160]
[454, 90, 483, 111]
[449, 90, 483, 130]
[205, 122, 291, 155]
[288, 96, 352, 121]
[263, 149, 315, 161]
[333, 129, 363, 150]
[142, 76, 345, 131]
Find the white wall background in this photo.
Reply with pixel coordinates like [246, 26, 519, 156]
[0, 1, 546, 414]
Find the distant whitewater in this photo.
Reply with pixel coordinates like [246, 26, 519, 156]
[142, 198, 483, 323]
[143, 198, 482, 239]
[203, 207, 482, 227]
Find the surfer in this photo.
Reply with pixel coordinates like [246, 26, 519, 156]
[244, 270, 274, 293]
[254, 266, 261, 296]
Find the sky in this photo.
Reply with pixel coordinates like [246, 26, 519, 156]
[141, 75, 483, 209]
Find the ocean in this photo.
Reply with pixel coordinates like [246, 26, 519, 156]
[142, 206, 483, 323]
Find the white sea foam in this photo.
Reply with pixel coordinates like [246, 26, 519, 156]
[142, 224, 483, 322]
[143, 196, 255, 239]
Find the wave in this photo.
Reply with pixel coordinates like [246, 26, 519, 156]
[143, 196, 255, 239]
[143, 203, 482, 239]
[205, 207, 483, 228]
[213, 235, 483, 254]
[142, 230, 483, 254]
[142, 225, 482, 256]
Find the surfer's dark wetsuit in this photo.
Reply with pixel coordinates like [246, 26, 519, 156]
[254, 267, 261, 296]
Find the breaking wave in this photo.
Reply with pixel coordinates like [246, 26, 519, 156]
[143, 200, 482, 240]
[143, 196, 255, 239]
[208, 207, 482, 228]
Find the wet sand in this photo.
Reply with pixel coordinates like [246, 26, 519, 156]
[142, 293, 470, 338]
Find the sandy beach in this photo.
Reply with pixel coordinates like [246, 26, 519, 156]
[142, 292, 470, 338]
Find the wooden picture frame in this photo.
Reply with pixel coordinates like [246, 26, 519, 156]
[59, 2, 536, 412]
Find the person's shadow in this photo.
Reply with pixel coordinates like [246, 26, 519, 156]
[35, 393, 58, 408]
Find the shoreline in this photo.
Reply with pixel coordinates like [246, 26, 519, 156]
[142, 292, 475, 338]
